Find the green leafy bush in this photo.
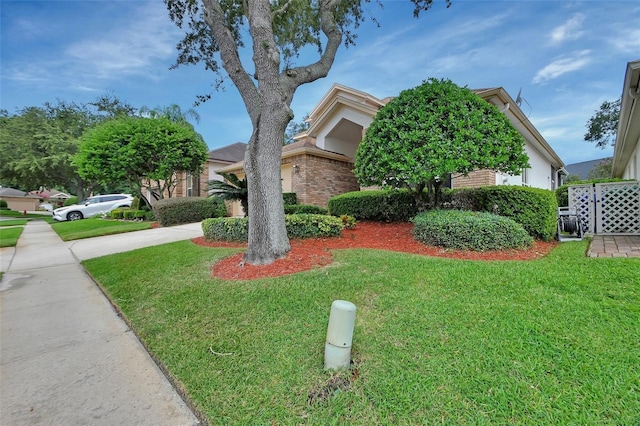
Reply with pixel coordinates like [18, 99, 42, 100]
[64, 196, 78, 207]
[283, 192, 297, 205]
[284, 204, 328, 215]
[153, 197, 227, 227]
[555, 178, 625, 207]
[202, 214, 343, 241]
[145, 211, 155, 221]
[450, 186, 557, 241]
[340, 215, 357, 229]
[0, 200, 8, 209]
[328, 189, 417, 222]
[110, 209, 124, 219]
[130, 196, 141, 211]
[413, 210, 533, 251]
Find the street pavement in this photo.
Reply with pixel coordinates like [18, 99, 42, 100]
[0, 220, 204, 425]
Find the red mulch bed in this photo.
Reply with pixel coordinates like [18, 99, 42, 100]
[192, 222, 558, 281]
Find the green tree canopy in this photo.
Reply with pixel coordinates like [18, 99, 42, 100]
[584, 98, 620, 148]
[354, 78, 530, 208]
[75, 116, 208, 201]
[165, 0, 450, 265]
[0, 102, 99, 198]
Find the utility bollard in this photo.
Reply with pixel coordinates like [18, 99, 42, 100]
[324, 300, 356, 370]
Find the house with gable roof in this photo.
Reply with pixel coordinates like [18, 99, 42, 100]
[612, 59, 640, 180]
[218, 83, 565, 210]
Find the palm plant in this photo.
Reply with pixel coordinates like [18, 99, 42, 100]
[208, 172, 248, 216]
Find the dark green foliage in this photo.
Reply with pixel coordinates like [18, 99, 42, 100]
[450, 186, 557, 241]
[328, 190, 417, 222]
[0, 200, 7, 208]
[154, 197, 227, 227]
[208, 173, 248, 217]
[284, 204, 327, 215]
[584, 98, 620, 148]
[64, 196, 78, 206]
[145, 210, 155, 221]
[282, 192, 297, 205]
[354, 78, 529, 208]
[555, 178, 626, 207]
[202, 214, 343, 242]
[413, 210, 533, 251]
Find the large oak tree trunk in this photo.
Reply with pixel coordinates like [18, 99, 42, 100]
[243, 105, 291, 264]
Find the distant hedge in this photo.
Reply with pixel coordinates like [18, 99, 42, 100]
[284, 204, 328, 215]
[414, 209, 533, 251]
[328, 190, 417, 222]
[450, 186, 558, 241]
[153, 197, 227, 227]
[202, 214, 343, 242]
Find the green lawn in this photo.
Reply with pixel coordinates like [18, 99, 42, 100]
[51, 217, 152, 241]
[0, 219, 29, 227]
[83, 240, 640, 425]
[0, 226, 24, 247]
[0, 210, 51, 219]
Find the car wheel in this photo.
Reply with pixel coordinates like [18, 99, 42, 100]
[67, 211, 83, 221]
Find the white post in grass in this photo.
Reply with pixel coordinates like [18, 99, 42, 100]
[324, 300, 356, 370]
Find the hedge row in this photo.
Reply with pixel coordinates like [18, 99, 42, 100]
[284, 204, 328, 215]
[413, 209, 533, 251]
[153, 197, 227, 227]
[202, 214, 343, 242]
[328, 189, 418, 222]
[448, 186, 558, 241]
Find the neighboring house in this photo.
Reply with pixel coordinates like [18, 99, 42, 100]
[149, 142, 248, 202]
[0, 187, 40, 211]
[565, 158, 612, 180]
[220, 83, 566, 208]
[612, 59, 640, 180]
[28, 189, 72, 208]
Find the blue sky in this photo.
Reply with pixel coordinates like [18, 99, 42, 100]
[1, 0, 639, 165]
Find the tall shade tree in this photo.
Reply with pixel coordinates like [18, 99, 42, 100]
[0, 102, 99, 199]
[165, 0, 450, 265]
[354, 78, 530, 208]
[584, 97, 620, 149]
[75, 116, 208, 202]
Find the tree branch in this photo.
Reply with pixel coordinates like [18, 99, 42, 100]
[279, 0, 342, 101]
[201, 0, 260, 122]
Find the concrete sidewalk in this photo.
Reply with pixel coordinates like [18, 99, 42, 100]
[1, 220, 203, 425]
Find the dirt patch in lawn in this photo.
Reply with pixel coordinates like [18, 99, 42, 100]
[192, 222, 558, 281]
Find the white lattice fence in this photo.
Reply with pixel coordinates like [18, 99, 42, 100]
[568, 184, 595, 234]
[595, 182, 640, 234]
[568, 182, 640, 235]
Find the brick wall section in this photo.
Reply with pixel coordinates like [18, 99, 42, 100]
[452, 169, 496, 188]
[289, 154, 360, 207]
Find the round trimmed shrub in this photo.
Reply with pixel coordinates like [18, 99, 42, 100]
[413, 209, 533, 251]
[0, 199, 8, 209]
[328, 189, 417, 221]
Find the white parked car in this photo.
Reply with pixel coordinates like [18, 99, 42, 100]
[53, 194, 133, 221]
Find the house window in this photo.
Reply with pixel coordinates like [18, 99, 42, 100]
[187, 174, 194, 197]
[522, 168, 530, 186]
[186, 173, 201, 197]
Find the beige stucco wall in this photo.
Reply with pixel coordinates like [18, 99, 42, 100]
[0, 196, 39, 212]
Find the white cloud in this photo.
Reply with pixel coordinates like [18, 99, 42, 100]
[607, 29, 640, 53]
[532, 50, 592, 84]
[549, 13, 585, 45]
[64, 3, 178, 81]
